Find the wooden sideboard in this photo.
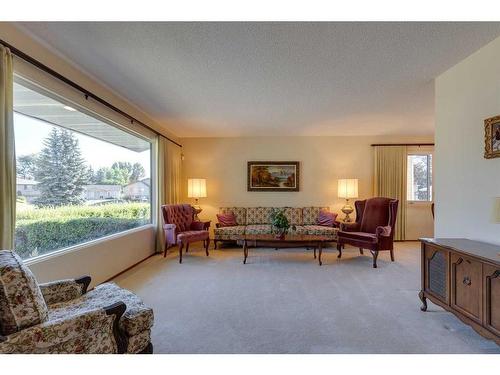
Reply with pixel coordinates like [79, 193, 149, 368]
[419, 238, 499, 345]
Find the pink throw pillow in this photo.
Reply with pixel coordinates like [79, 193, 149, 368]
[217, 212, 237, 227]
[316, 210, 338, 227]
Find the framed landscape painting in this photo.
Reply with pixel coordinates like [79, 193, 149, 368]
[484, 115, 500, 159]
[247, 161, 299, 192]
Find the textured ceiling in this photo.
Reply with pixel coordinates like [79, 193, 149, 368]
[16, 22, 500, 137]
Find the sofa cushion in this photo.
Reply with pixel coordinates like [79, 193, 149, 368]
[303, 225, 339, 239]
[49, 282, 154, 337]
[216, 212, 237, 227]
[214, 225, 246, 240]
[0, 250, 49, 335]
[302, 207, 330, 225]
[246, 207, 273, 224]
[283, 207, 302, 225]
[338, 231, 378, 244]
[317, 210, 338, 227]
[245, 224, 273, 235]
[220, 207, 247, 225]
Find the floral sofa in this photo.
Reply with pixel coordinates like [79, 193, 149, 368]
[0, 250, 154, 354]
[213, 206, 339, 248]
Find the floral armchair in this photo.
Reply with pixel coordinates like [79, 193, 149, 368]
[0, 250, 153, 354]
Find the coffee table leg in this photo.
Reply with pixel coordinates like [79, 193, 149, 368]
[318, 243, 323, 266]
[243, 239, 248, 264]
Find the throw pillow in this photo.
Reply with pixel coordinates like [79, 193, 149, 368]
[0, 250, 49, 335]
[217, 212, 237, 227]
[316, 210, 338, 227]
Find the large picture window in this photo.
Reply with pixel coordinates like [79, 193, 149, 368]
[14, 79, 152, 259]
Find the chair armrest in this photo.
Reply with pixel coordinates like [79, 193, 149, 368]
[340, 222, 361, 232]
[376, 225, 392, 237]
[0, 302, 127, 354]
[163, 223, 176, 231]
[190, 221, 211, 230]
[39, 276, 91, 305]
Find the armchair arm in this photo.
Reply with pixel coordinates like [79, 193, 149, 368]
[190, 221, 211, 231]
[376, 225, 392, 237]
[340, 222, 361, 232]
[163, 223, 176, 231]
[0, 302, 126, 354]
[39, 276, 91, 305]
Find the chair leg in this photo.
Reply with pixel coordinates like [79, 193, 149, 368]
[179, 243, 183, 263]
[313, 247, 317, 259]
[359, 248, 364, 255]
[205, 239, 210, 256]
[336, 242, 342, 258]
[163, 245, 168, 258]
[214, 239, 217, 249]
[185, 243, 189, 253]
[372, 250, 378, 268]
[390, 249, 395, 262]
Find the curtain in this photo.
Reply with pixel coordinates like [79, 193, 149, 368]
[156, 136, 182, 252]
[373, 146, 407, 240]
[0, 46, 15, 249]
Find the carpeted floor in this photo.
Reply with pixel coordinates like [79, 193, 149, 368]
[113, 241, 500, 353]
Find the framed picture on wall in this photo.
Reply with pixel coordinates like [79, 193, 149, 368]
[484, 115, 500, 159]
[247, 161, 300, 192]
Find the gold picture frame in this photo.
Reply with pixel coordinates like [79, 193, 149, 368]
[247, 161, 299, 192]
[484, 115, 500, 159]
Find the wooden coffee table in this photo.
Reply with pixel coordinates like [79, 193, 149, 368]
[237, 234, 334, 265]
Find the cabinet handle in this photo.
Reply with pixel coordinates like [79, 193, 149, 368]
[463, 276, 471, 286]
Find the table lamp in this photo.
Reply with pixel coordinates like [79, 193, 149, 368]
[188, 178, 207, 220]
[338, 178, 359, 222]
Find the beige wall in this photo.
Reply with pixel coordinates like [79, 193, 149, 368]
[435, 35, 500, 245]
[0, 24, 164, 282]
[181, 135, 433, 231]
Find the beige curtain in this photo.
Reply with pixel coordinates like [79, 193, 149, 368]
[0, 46, 15, 250]
[156, 135, 182, 252]
[373, 146, 407, 240]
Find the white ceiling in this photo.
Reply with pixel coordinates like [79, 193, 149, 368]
[17, 22, 500, 137]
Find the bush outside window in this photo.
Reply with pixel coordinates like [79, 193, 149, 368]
[14, 80, 152, 260]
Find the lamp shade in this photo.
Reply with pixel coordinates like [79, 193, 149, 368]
[187, 178, 207, 198]
[338, 179, 358, 199]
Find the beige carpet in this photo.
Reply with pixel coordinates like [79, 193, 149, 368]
[113, 242, 499, 353]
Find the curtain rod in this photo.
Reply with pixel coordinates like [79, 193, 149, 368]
[371, 143, 434, 147]
[0, 39, 182, 148]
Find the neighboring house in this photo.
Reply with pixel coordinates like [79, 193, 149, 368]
[123, 178, 150, 201]
[83, 184, 122, 200]
[16, 178, 40, 202]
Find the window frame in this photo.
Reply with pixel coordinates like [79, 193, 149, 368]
[407, 152, 433, 203]
[13, 73, 157, 262]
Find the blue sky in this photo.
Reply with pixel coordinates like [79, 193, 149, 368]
[14, 113, 151, 177]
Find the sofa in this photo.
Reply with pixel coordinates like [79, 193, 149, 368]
[213, 206, 339, 248]
[0, 250, 154, 354]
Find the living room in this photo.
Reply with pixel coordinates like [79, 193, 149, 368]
[1, 2, 500, 374]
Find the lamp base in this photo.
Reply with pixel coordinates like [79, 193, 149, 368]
[341, 202, 354, 222]
[192, 205, 202, 221]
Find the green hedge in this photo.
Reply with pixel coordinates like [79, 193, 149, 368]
[15, 203, 151, 259]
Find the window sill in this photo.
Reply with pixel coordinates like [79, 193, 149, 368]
[24, 223, 156, 266]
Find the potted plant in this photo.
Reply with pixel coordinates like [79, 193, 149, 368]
[270, 209, 290, 239]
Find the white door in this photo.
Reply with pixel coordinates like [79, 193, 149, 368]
[405, 147, 434, 240]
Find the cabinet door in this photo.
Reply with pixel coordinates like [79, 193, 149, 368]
[424, 245, 449, 303]
[451, 254, 482, 323]
[483, 264, 500, 336]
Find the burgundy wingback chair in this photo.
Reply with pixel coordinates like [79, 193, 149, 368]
[161, 204, 210, 263]
[336, 197, 398, 268]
